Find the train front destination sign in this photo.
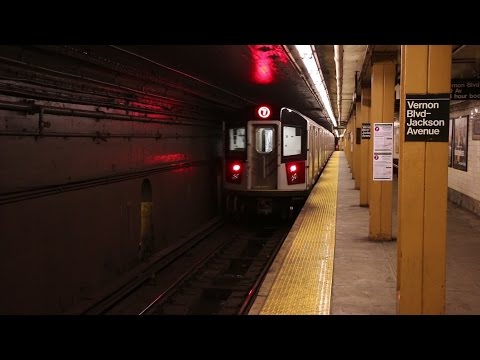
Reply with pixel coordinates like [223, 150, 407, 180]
[405, 94, 450, 142]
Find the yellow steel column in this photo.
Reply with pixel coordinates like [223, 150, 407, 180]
[369, 60, 395, 241]
[352, 113, 356, 180]
[346, 120, 352, 169]
[349, 115, 353, 176]
[360, 87, 371, 206]
[397, 48, 406, 302]
[368, 84, 373, 206]
[398, 45, 451, 314]
[345, 122, 349, 163]
[354, 99, 362, 190]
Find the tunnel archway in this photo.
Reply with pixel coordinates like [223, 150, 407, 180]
[140, 179, 153, 260]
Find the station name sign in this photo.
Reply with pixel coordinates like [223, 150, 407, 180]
[405, 94, 450, 142]
[361, 123, 370, 139]
[451, 79, 480, 100]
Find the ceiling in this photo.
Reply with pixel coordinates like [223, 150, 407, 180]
[103, 45, 480, 132]
[452, 45, 480, 78]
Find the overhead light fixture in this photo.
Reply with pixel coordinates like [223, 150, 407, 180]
[294, 45, 338, 128]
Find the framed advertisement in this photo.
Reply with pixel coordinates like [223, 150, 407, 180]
[453, 115, 468, 172]
[448, 118, 453, 167]
[473, 111, 480, 141]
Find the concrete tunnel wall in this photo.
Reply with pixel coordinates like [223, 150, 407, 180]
[0, 110, 221, 314]
[0, 45, 227, 314]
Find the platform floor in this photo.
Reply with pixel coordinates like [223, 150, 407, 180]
[249, 151, 480, 315]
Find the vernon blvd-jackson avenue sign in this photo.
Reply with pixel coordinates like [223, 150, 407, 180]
[405, 94, 450, 142]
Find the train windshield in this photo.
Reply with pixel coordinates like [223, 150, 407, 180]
[283, 126, 302, 156]
[228, 128, 246, 151]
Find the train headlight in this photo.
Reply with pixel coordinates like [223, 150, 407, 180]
[286, 161, 305, 185]
[226, 161, 244, 184]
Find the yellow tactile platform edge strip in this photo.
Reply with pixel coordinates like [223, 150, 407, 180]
[259, 152, 339, 314]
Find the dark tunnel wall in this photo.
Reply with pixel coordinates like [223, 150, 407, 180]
[0, 45, 230, 314]
[0, 162, 218, 314]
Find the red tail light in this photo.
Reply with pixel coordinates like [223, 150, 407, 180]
[226, 160, 243, 184]
[286, 161, 305, 185]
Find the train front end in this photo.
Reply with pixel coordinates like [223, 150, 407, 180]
[224, 106, 309, 217]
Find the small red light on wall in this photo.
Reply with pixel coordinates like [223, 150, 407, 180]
[232, 164, 241, 172]
[257, 106, 271, 119]
[289, 164, 297, 172]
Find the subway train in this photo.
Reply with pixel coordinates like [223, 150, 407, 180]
[224, 105, 335, 218]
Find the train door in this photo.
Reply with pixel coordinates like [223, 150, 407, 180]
[250, 124, 278, 190]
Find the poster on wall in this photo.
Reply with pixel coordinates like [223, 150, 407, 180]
[453, 115, 468, 172]
[473, 110, 480, 141]
[448, 118, 453, 167]
[373, 123, 393, 181]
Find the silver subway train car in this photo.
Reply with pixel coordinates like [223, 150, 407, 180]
[224, 105, 335, 217]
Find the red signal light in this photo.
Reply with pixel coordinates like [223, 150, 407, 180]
[226, 160, 243, 184]
[285, 161, 305, 185]
[257, 106, 271, 119]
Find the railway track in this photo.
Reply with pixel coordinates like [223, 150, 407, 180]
[82, 215, 291, 315]
[141, 219, 290, 315]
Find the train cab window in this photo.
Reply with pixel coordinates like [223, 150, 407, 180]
[283, 126, 302, 156]
[255, 128, 274, 153]
[228, 128, 246, 151]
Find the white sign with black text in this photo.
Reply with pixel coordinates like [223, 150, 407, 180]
[373, 153, 393, 181]
[373, 123, 393, 181]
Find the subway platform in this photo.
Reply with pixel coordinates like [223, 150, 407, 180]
[249, 151, 480, 315]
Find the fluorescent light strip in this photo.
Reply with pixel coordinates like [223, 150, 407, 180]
[295, 45, 338, 128]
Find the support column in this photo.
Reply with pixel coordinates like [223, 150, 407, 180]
[360, 87, 371, 206]
[346, 120, 352, 169]
[368, 85, 374, 206]
[354, 99, 362, 190]
[369, 60, 395, 241]
[397, 45, 451, 314]
[344, 123, 349, 163]
[351, 115, 355, 179]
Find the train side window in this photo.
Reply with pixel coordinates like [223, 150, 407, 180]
[283, 126, 302, 156]
[228, 128, 246, 151]
[255, 127, 274, 153]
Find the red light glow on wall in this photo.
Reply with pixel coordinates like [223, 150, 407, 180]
[248, 45, 288, 85]
[145, 153, 186, 166]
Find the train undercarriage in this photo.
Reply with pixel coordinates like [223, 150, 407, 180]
[224, 191, 306, 221]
